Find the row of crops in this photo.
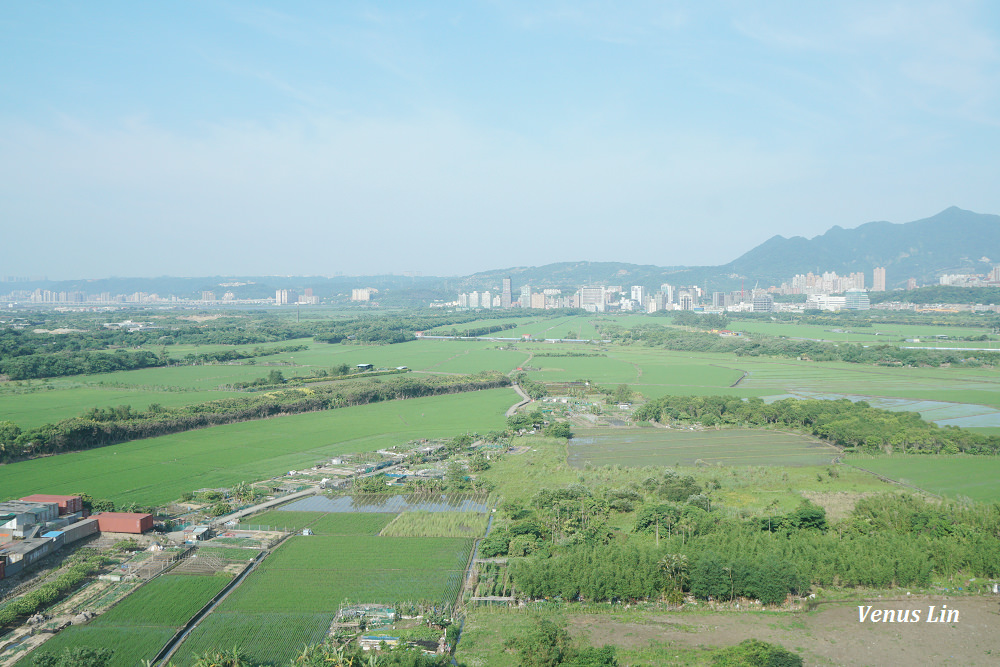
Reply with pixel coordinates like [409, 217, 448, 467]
[380, 511, 491, 537]
[471, 562, 514, 598]
[19, 573, 234, 667]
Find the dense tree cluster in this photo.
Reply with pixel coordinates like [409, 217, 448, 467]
[0, 349, 163, 380]
[0, 372, 511, 462]
[634, 394, 1000, 454]
[507, 492, 1000, 604]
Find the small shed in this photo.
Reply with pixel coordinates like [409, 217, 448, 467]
[357, 363, 374, 371]
[359, 635, 400, 651]
[183, 525, 211, 541]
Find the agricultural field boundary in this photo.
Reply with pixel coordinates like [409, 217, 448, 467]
[838, 460, 944, 499]
[155, 547, 273, 666]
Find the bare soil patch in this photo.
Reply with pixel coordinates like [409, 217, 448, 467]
[799, 491, 875, 521]
[567, 596, 1000, 666]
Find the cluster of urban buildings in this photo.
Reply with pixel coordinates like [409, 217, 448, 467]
[3, 288, 277, 308]
[449, 268, 941, 314]
[938, 265, 1000, 287]
[0, 494, 153, 580]
[451, 277, 871, 314]
[274, 288, 321, 305]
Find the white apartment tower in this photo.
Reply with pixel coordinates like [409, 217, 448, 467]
[873, 267, 886, 292]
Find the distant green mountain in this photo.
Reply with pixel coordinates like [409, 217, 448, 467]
[720, 207, 1000, 288]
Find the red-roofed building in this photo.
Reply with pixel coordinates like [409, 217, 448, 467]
[19, 494, 83, 516]
[94, 512, 153, 534]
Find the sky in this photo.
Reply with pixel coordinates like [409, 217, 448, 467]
[3, 1, 1000, 279]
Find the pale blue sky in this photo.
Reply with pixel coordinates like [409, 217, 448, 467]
[3, 1, 1000, 279]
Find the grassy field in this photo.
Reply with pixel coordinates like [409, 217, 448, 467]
[0, 388, 515, 505]
[19, 573, 232, 667]
[380, 511, 490, 538]
[844, 453, 1000, 501]
[567, 427, 840, 468]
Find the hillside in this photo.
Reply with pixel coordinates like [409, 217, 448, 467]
[722, 207, 1000, 288]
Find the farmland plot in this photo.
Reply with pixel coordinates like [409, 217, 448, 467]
[18, 573, 232, 667]
[174, 528, 474, 665]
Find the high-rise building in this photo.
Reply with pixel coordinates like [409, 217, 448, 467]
[468, 291, 480, 308]
[907, 278, 918, 290]
[873, 267, 886, 292]
[501, 277, 512, 308]
[751, 293, 774, 313]
[579, 286, 605, 312]
[275, 289, 296, 305]
[660, 283, 674, 304]
[519, 285, 532, 308]
[481, 291, 492, 309]
[630, 286, 646, 304]
[351, 288, 373, 301]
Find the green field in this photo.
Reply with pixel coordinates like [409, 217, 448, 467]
[567, 427, 839, 468]
[0, 337, 527, 428]
[308, 512, 396, 535]
[171, 611, 332, 667]
[20, 573, 232, 667]
[0, 388, 515, 505]
[174, 526, 474, 666]
[0, 385, 237, 428]
[845, 454, 1000, 501]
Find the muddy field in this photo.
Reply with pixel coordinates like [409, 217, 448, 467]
[567, 595, 1000, 666]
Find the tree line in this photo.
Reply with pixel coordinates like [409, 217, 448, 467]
[633, 394, 1000, 454]
[597, 322, 1000, 368]
[0, 371, 511, 462]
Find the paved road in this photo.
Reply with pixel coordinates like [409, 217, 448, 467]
[506, 383, 533, 417]
[210, 487, 320, 527]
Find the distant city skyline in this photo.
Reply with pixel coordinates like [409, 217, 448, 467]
[5, 3, 1000, 279]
